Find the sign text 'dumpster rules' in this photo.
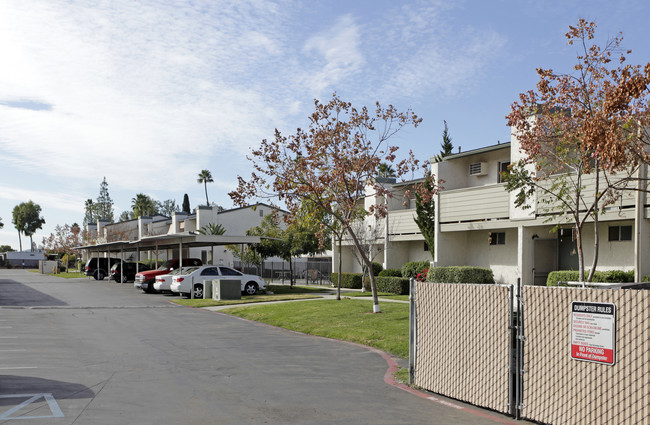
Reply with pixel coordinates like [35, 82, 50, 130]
[571, 301, 616, 365]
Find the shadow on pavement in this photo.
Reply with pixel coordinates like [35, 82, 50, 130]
[0, 376, 95, 404]
[0, 280, 68, 307]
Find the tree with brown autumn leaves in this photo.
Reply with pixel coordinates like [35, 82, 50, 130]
[229, 93, 434, 313]
[505, 19, 650, 282]
[42, 223, 81, 272]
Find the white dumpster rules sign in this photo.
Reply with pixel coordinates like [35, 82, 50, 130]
[571, 301, 616, 365]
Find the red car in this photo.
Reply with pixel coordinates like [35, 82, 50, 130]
[134, 258, 202, 293]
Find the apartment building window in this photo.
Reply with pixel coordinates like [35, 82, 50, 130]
[609, 225, 632, 241]
[489, 232, 505, 245]
[497, 161, 511, 183]
[259, 209, 264, 217]
[424, 241, 429, 251]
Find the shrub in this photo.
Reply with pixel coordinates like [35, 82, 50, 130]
[601, 270, 634, 283]
[140, 259, 161, 268]
[416, 268, 429, 282]
[547, 270, 635, 286]
[426, 266, 494, 284]
[371, 262, 383, 276]
[329, 272, 363, 289]
[363, 276, 410, 295]
[378, 268, 402, 277]
[401, 261, 430, 279]
[643, 275, 650, 282]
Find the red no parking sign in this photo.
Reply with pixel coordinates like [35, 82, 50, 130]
[571, 301, 616, 365]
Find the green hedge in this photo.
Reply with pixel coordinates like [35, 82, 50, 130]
[426, 266, 495, 284]
[401, 261, 430, 278]
[363, 276, 410, 295]
[371, 262, 383, 275]
[378, 268, 402, 277]
[330, 272, 363, 289]
[140, 259, 162, 268]
[546, 270, 635, 286]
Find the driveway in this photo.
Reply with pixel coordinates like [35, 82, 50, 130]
[0, 270, 526, 424]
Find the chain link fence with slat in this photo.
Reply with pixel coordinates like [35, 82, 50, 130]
[414, 282, 512, 414]
[522, 286, 650, 425]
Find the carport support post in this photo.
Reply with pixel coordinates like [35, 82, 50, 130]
[408, 278, 416, 385]
[120, 246, 124, 284]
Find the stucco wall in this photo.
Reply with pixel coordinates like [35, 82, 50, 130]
[435, 228, 518, 284]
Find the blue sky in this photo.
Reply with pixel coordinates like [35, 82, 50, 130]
[1, 0, 649, 250]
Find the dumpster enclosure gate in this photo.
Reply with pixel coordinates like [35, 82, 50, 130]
[411, 281, 650, 424]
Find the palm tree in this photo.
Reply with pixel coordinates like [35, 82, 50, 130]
[197, 169, 214, 206]
[376, 162, 396, 178]
[131, 194, 157, 218]
[197, 223, 226, 235]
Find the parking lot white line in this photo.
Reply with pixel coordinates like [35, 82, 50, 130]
[0, 367, 38, 370]
[0, 393, 64, 420]
[0, 326, 13, 329]
[0, 336, 18, 339]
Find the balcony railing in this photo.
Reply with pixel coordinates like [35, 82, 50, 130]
[387, 209, 420, 236]
[439, 184, 510, 223]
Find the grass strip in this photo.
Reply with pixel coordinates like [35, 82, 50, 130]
[223, 299, 409, 358]
[173, 293, 322, 308]
[342, 292, 409, 301]
[42, 271, 87, 279]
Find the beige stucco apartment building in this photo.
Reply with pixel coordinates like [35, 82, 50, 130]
[334, 131, 649, 285]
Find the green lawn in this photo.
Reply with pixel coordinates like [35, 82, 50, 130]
[41, 271, 87, 279]
[223, 299, 410, 358]
[342, 292, 409, 301]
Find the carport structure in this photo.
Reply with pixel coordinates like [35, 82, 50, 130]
[77, 233, 262, 281]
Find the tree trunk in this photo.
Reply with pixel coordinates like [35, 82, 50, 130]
[17, 230, 22, 252]
[336, 233, 342, 301]
[345, 225, 381, 313]
[576, 224, 585, 283]
[587, 165, 600, 283]
[289, 257, 294, 288]
[204, 183, 209, 206]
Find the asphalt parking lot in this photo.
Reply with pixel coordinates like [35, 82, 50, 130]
[0, 269, 526, 424]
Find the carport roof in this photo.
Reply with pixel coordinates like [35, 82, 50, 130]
[76, 233, 262, 253]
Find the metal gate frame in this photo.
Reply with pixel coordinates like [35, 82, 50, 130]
[409, 278, 525, 419]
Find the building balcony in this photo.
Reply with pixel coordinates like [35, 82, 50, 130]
[439, 184, 510, 224]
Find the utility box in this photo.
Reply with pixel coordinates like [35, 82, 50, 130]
[212, 279, 242, 300]
[39, 260, 59, 274]
[202, 279, 213, 299]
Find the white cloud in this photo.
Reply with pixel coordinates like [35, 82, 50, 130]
[301, 14, 365, 96]
[0, 0, 297, 193]
[0, 184, 85, 214]
[350, 1, 506, 101]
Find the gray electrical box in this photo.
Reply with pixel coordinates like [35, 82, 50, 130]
[212, 279, 242, 300]
[202, 280, 213, 299]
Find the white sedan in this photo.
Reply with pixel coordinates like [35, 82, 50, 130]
[170, 266, 267, 298]
[153, 268, 191, 292]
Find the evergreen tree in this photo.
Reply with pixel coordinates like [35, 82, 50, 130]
[83, 199, 96, 226]
[182, 193, 191, 214]
[95, 177, 114, 222]
[435, 120, 454, 161]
